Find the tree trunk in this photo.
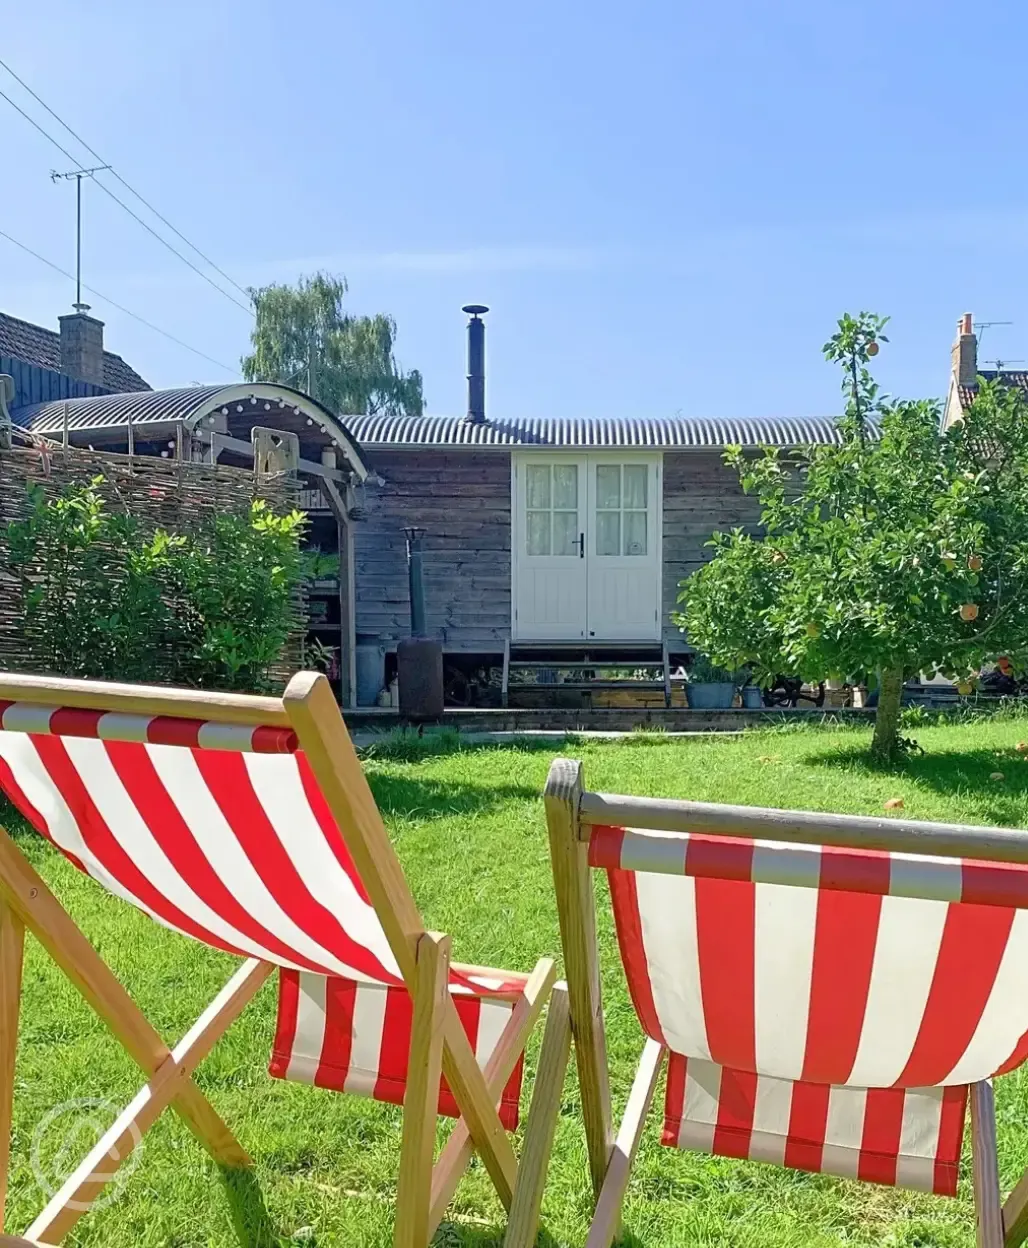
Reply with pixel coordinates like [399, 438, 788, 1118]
[871, 666, 905, 760]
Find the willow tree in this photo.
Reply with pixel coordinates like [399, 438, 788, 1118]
[676, 312, 1028, 759]
[242, 272, 424, 416]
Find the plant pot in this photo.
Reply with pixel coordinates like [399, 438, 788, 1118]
[685, 681, 737, 710]
[741, 685, 763, 709]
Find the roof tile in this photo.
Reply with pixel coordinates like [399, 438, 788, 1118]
[959, 370, 1028, 409]
[0, 311, 150, 392]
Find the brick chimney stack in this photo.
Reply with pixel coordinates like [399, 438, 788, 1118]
[59, 312, 105, 386]
[951, 312, 977, 386]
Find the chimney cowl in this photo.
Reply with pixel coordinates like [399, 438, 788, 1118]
[462, 304, 488, 424]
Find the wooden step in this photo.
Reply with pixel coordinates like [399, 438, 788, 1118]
[510, 679, 666, 691]
[508, 660, 665, 671]
[502, 639, 672, 708]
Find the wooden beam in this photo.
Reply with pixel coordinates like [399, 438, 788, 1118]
[504, 984, 572, 1248]
[0, 672, 289, 729]
[1004, 1167, 1028, 1247]
[196, 431, 350, 485]
[0, 901, 24, 1235]
[972, 1081, 1004, 1248]
[438, 1008, 519, 1210]
[544, 759, 614, 1202]
[27, 960, 270, 1244]
[394, 933, 450, 1248]
[282, 672, 520, 1208]
[0, 829, 248, 1169]
[283, 672, 424, 976]
[428, 958, 556, 1234]
[578, 790, 1028, 864]
[585, 1039, 665, 1248]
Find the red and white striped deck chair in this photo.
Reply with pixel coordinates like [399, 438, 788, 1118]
[0, 670, 565, 1248]
[542, 757, 1028, 1248]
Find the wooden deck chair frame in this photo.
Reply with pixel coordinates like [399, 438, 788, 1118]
[0, 670, 564, 1248]
[542, 756, 1028, 1248]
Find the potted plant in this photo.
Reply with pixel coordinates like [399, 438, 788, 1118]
[740, 680, 764, 709]
[685, 653, 739, 709]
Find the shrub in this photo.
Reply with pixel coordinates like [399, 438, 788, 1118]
[5, 479, 326, 692]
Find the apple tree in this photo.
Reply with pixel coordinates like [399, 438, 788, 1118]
[675, 312, 1028, 759]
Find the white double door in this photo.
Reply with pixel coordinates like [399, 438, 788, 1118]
[512, 453, 662, 641]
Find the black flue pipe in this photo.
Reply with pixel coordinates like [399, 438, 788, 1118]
[398, 525, 443, 720]
[404, 526, 426, 637]
[462, 303, 488, 423]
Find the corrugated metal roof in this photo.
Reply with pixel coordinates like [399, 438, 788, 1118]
[343, 413, 855, 449]
[10, 383, 369, 479]
[12, 386, 223, 432]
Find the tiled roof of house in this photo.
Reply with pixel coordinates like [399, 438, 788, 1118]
[959, 370, 1028, 409]
[0, 312, 150, 392]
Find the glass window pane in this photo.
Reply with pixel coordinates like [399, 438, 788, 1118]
[552, 464, 578, 510]
[596, 465, 621, 510]
[624, 510, 647, 556]
[527, 511, 551, 556]
[553, 511, 579, 556]
[623, 465, 648, 510]
[526, 464, 551, 510]
[596, 511, 620, 557]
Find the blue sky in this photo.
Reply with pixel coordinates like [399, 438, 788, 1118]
[2, 1, 1027, 419]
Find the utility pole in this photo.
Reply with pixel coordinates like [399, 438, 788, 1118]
[50, 165, 111, 312]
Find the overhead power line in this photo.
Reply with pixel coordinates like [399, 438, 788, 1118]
[0, 72, 253, 316]
[0, 224, 239, 377]
[0, 56, 252, 304]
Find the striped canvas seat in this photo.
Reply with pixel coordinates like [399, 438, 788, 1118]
[0, 673, 561, 1248]
[591, 822, 1028, 1194]
[541, 758, 1028, 1248]
[0, 701, 525, 1124]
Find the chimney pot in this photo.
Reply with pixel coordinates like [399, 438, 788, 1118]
[59, 312, 106, 387]
[951, 312, 977, 387]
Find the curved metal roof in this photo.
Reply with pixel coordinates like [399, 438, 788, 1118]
[12, 386, 225, 432]
[12, 383, 368, 479]
[343, 413, 855, 449]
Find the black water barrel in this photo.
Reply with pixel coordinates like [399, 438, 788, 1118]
[397, 637, 444, 721]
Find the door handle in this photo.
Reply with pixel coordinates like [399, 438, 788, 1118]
[578, 532, 585, 558]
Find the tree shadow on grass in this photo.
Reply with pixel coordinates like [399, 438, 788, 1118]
[800, 741, 1028, 826]
[362, 736, 579, 821]
[0, 795, 35, 840]
[220, 1165, 285, 1247]
[432, 1222, 596, 1247]
[358, 732, 579, 765]
[366, 771, 542, 821]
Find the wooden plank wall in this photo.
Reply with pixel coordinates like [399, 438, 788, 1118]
[354, 450, 511, 650]
[662, 451, 762, 643]
[355, 448, 760, 654]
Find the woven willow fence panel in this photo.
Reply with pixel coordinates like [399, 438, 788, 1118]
[0, 445, 304, 689]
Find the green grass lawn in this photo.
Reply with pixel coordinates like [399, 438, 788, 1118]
[8, 717, 1028, 1247]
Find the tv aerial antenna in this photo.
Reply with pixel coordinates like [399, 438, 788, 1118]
[975, 319, 1013, 355]
[50, 164, 111, 312]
